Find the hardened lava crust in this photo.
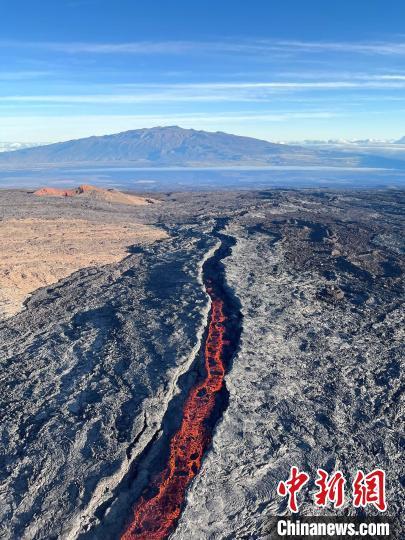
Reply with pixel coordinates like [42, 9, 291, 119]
[0, 188, 403, 539]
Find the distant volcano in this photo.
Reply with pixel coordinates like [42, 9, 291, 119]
[0, 126, 404, 169]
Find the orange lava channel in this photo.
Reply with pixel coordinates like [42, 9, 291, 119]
[122, 283, 227, 540]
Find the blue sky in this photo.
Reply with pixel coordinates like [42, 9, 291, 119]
[1, 0, 405, 142]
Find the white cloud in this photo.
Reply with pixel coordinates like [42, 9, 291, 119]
[274, 40, 405, 56]
[0, 39, 203, 55]
[1, 79, 405, 106]
[2, 38, 405, 57]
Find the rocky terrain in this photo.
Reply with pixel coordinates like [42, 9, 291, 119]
[176, 191, 404, 538]
[0, 188, 403, 539]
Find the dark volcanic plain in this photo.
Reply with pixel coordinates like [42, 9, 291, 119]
[0, 188, 403, 539]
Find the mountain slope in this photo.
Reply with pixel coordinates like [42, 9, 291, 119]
[0, 126, 403, 168]
[0, 127, 300, 166]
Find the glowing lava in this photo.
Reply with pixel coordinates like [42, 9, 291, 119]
[122, 281, 228, 540]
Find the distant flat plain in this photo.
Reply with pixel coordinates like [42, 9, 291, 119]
[0, 164, 404, 191]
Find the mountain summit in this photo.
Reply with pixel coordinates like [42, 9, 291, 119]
[0, 126, 292, 166]
[0, 126, 402, 169]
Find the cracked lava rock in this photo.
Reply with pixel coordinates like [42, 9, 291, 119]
[0, 188, 403, 540]
[122, 284, 228, 539]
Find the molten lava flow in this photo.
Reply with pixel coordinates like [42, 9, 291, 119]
[122, 281, 228, 540]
